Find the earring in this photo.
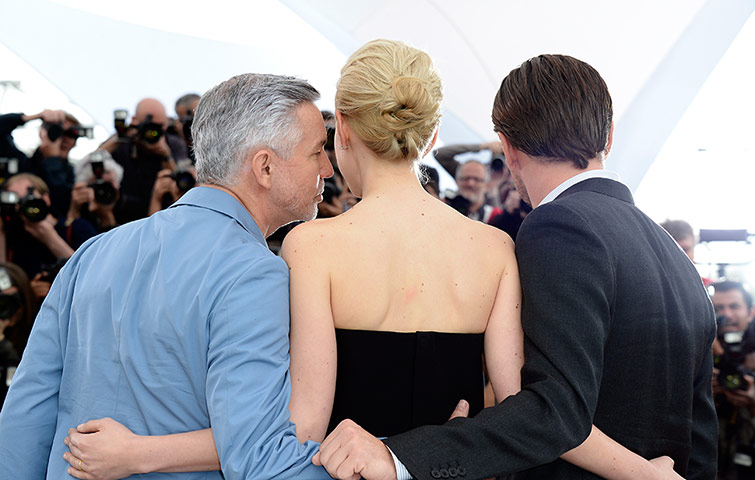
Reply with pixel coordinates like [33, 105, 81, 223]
[339, 144, 349, 150]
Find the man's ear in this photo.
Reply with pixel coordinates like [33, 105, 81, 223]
[249, 149, 275, 190]
[605, 122, 615, 157]
[497, 132, 519, 170]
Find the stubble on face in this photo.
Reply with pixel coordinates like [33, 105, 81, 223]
[269, 102, 328, 226]
[511, 170, 531, 207]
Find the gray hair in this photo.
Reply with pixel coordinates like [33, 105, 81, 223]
[192, 73, 320, 186]
[455, 160, 490, 182]
[75, 150, 124, 185]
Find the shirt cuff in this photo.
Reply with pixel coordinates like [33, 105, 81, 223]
[387, 445, 412, 480]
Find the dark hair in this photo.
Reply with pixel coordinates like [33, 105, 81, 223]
[0, 262, 36, 359]
[660, 219, 694, 242]
[713, 280, 753, 310]
[492, 54, 613, 169]
[175, 93, 201, 112]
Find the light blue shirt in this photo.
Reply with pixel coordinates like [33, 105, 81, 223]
[0, 186, 331, 479]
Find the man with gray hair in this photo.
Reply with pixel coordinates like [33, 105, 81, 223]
[0, 73, 334, 479]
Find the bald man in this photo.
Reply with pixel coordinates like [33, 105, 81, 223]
[99, 98, 182, 224]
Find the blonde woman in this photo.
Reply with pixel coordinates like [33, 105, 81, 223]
[63, 40, 680, 480]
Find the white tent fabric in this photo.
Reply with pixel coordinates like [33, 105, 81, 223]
[0, 0, 753, 246]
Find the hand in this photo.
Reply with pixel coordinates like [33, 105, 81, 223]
[140, 135, 172, 160]
[313, 419, 397, 480]
[63, 417, 140, 480]
[23, 214, 57, 243]
[38, 109, 67, 124]
[151, 169, 178, 201]
[30, 272, 52, 300]
[68, 182, 94, 219]
[480, 141, 504, 155]
[448, 399, 469, 420]
[723, 375, 755, 408]
[648, 456, 683, 480]
[711, 367, 724, 396]
[39, 124, 64, 158]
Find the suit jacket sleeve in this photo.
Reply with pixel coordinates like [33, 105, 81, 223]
[385, 203, 613, 479]
[206, 255, 331, 480]
[686, 349, 718, 479]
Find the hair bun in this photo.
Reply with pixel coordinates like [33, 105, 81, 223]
[336, 39, 443, 161]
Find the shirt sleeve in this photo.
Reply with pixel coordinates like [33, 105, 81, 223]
[206, 254, 331, 480]
[0, 251, 75, 478]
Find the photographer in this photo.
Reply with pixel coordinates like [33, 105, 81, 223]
[99, 98, 179, 224]
[67, 151, 122, 234]
[0, 174, 74, 302]
[0, 262, 36, 410]
[713, 281, 755, 478]
[0, 110, 86, 218]
[172, 93, 201, 162]
[147, 162, 196, 216]
[716, 319, 755, 479]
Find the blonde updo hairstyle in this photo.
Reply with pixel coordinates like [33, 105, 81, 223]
[335, 39, 442, 163]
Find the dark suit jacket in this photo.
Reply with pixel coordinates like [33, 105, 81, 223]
[385, 178, 718, 479]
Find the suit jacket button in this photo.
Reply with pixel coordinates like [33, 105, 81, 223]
[448, 466, 458, 477]
[431, 469, 442, 479]
[457, 466, 466, 475]
[440, 468, 450, 478]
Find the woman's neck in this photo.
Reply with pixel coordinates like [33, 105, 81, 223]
[357, 151, 426, 201]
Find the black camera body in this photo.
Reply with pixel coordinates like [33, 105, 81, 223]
[87, 155, 117, 206]
[43, 122, 93, 142]
[0, 292, 21, 320]
[0, 187, 49, 223]
[137, 114, 164, 145]
[170, 169, 196, 193]
[716, 319, 755, 391]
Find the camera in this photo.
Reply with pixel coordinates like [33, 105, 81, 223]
[715, 318, 755, 391]
[0, 292, 21, 320]
[39, 258, 67, 284]
[137, 114, 164, 144]
[114, 109, 129, 138]
[43, 122, 93, 142]
[0, 158, 19, 187]
[87, 153, 118, 205]
[170, 159, 196, 194]
[0, 187, 49, 223]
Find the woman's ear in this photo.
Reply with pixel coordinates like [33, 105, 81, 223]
[422, 130, 439, 158]
[335, 111, 350, 149]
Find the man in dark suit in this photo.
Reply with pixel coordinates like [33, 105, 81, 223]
[314, 54, 718, 479]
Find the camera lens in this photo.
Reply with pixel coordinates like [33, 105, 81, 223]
[19, 197, 49, 222]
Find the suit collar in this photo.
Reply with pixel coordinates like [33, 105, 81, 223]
[557, 177, 634, 205]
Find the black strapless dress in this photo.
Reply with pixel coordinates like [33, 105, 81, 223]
[327, 328, 485, 437]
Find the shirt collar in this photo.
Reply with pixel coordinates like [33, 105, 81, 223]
[538, 170, 621, 207]
[171, 186, 266, 244]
